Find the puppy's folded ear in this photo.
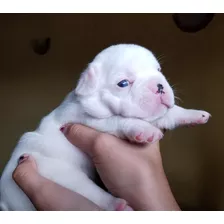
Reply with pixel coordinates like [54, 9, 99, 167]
[75, 63, 100, 96]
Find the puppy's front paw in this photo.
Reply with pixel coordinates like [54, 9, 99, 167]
[128, 125, 163, 144]
[196, 111, 211, 124]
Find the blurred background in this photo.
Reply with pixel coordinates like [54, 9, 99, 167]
[0, 13, 223, 210]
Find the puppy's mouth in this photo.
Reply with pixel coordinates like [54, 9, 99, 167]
[156, 93, 174, 109]
[161, 100, 173, 109]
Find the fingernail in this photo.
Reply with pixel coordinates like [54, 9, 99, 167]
[18, 154, 29, 165]
[60, 125, 66, 133]
[60, 123, 72, 135]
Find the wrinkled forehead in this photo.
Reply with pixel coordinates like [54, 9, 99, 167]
[93, 45, 160, 78]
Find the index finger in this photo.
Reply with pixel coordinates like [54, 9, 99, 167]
[60, 123, 102, 156]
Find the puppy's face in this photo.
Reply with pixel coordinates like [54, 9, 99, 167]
[75, 44, 175, 121]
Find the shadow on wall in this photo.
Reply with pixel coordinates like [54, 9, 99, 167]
[0, 13, 223, 210]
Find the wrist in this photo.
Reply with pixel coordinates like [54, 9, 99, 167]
[127, 167, 180, 211]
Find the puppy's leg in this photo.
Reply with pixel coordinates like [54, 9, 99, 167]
[152, 105, 211, 130]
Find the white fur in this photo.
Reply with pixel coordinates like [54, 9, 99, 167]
[0, 44, 211, 211]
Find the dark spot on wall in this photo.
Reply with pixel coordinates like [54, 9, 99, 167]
[173, 13, 215, 33]
[31, 37, 51, 55]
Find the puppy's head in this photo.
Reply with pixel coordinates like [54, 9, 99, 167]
[75, 44, 175, 121]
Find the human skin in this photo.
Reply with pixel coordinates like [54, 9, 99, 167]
[12, 124, 180, 211]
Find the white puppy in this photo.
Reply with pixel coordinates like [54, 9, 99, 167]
[0, 44, 211, 211]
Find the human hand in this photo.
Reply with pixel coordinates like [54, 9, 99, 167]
[12, 154, 103, 211]
[60, 124, 180, 211]
[12, 124, 180, 211]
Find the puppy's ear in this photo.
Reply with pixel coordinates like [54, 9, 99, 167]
[75, 63, 100, 96]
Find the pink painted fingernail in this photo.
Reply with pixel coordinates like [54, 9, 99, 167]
[60, 124, 69, 134]
[60, 123, 74, 135]
[18, 154, 29, 165]
[60, 125, 66, 133]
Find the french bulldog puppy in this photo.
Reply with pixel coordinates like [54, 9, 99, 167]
[0, 44, 211, 211]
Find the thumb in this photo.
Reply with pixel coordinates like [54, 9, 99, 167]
[60, 123, 103, 157]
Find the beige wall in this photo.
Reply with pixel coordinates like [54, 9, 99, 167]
[0, 14, 223, 210]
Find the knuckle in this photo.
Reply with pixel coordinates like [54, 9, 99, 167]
[93, 133, 110, 153]
[69, 124, 81, 137]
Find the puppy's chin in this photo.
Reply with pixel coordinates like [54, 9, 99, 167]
[129, 94, 171, 121]
[149, 104, 169, 121]
[140, 104, 169, 121]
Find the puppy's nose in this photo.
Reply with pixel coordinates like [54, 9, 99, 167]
[157, 83, 164, 94]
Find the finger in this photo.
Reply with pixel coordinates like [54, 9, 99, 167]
[12, 154, 42, 198]
[13, 154, 103, 211]
[60, 123, 102, 156]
